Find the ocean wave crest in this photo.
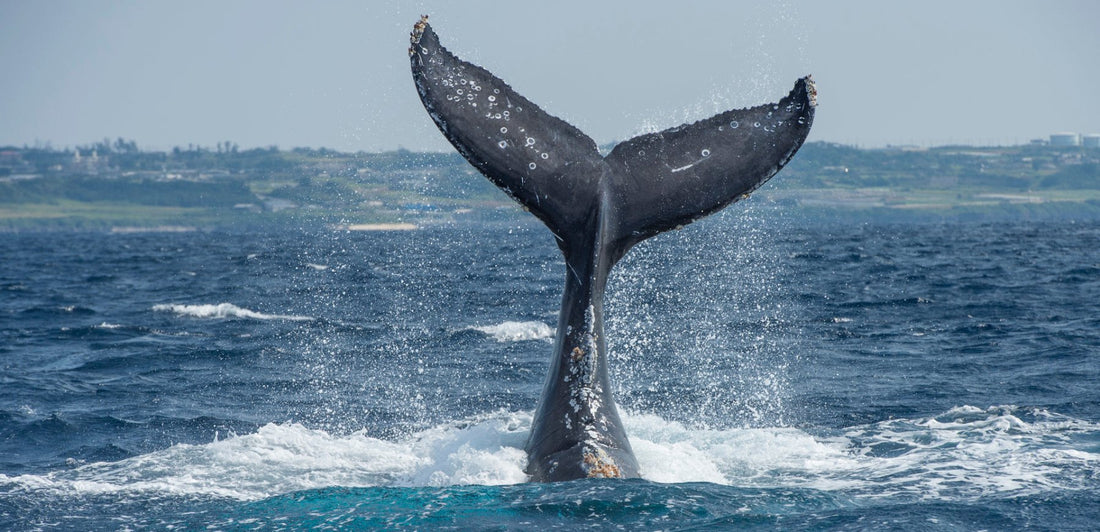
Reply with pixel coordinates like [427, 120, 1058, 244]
[1, 406, 1095, 502]
[0, 412, 531, 501]
[152, 303, 313, 321]
[630, 405, 1100, 498]
[470, 321, 553, 342]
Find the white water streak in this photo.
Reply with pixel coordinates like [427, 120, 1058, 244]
[1, 406, 1095, 502]
[153, 303, 313, 322]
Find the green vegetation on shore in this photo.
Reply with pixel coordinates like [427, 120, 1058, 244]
[1, 140, 1097, 231]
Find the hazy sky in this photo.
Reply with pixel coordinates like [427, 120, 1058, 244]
[1, 1, 1097, 152]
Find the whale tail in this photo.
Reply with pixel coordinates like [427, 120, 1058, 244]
[410, 17, 815, 260]
[409, 16, 815, 481]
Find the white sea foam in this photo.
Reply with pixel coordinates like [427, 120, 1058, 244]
[152, 303, 313, 322]
[0, 412, 530, 501]
[0, 406, 1095, 502]
[629, 405, 1100, 499]
[470, 321, 553, 342]
[628, 414, 850, 487]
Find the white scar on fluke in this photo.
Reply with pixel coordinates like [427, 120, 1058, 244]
[409, 14, 816, 482]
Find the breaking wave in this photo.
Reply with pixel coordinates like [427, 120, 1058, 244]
[152, 303, 313, 321]
[1, 406, 1094, 502]
[470, 321, 554, 342]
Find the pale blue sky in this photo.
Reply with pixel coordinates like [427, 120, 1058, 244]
[1, 1, 1097, 151]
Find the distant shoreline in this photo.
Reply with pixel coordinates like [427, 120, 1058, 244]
[2, 141, 1096, 231]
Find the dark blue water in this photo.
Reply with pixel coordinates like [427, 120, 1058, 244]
[2, 209, 1099, 530]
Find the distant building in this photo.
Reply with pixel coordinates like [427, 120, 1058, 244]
[1083, 134, 1100, 148]
[1050, 133, 1080, 147]
[0, 150, 21, 164]
[70, 148, 109, 173]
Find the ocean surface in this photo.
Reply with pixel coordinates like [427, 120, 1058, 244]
[2, 208, 1099, 530]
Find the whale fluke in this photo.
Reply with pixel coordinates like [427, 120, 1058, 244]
[409, 15, 815, 482]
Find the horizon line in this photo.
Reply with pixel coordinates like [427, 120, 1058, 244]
[5, 135, 1099, 154]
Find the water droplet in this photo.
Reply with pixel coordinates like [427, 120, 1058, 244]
[500, 127, 508, 133]
[541, 153, 549, 159]
[529, 162, 537, 170]
[718, 126, 724, 131]
[701, 149, 711, 157]
[456, 89, 464, 95]
[494, 113, 502, 119]
[516, 106, 523, 112]
[797, 117, 806, 125]
[730, 121, 739, 129]
[493, 88, 500, 94]
[498, 141, 508, 148]
[638, 150, 646, 156]
[753, 122, 761, 128]
[488, 95, 496, 102]
[460, 79, 468, 85]
[525, 137, 535, 146]
[502, 111, 510, 118]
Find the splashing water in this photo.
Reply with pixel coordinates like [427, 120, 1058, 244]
[608, 204, 799, 427]
[3, 406, 1094, 504]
